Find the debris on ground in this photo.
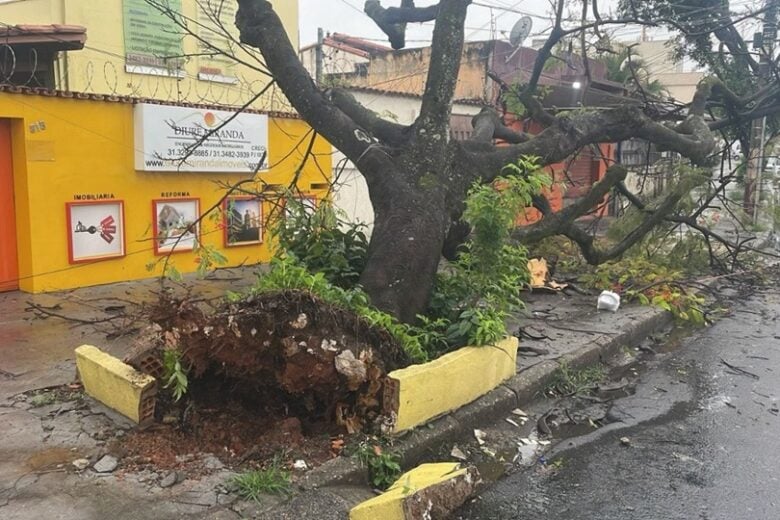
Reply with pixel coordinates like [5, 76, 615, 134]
[527, 258, 568, 293]
[159, 471, 178, 488]
[94, 454, 119, 473]
[451, 446, 468, 461]
[597, 290, 621, 312]
[72, 458, 90, 471]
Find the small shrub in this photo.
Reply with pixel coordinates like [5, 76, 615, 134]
[230, 461, 292, 501]
[162, 348, 188, 402]
[271, 198, 368, 289]
[355, 442, 403, 490]
[427, 157, 547, 348]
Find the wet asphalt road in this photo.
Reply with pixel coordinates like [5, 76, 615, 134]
[458, 279, 780, 520]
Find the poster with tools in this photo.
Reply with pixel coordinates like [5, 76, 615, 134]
[66, 201, 126, 263]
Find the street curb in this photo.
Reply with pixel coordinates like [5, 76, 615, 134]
[299, 304, 674, 490]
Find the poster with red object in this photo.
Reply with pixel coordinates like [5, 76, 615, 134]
[66, 201, 126, 264]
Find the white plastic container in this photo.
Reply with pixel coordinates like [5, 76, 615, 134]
[597, 290, 621, 312]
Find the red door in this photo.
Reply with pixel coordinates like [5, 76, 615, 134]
[0, 120, 19, 292]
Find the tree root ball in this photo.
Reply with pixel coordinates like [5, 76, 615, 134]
[125, 290, 411, 433]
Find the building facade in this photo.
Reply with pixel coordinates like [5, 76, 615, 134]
[0, 87, 331, 293]
[0, 0, 296, 110]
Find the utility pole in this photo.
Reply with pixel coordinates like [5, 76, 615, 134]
[744, 0, 778, 223]
[315, 27, 324, 86]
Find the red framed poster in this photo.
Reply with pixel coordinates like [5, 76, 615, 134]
[152, 198, 200, 255]
[223, 196, 264, 247]
[66, 200, 126, 264]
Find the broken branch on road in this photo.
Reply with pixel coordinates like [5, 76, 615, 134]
[719, 358, 760, 380]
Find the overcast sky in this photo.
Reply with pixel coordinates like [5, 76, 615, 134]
[297, 0, 645, 49]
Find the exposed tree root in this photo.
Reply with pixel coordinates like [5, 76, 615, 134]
[126, 290, 410, 433]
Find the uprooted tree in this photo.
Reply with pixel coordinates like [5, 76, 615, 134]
[230, 0, 780, 323]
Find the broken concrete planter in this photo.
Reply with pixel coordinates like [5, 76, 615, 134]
[350, 463, 479, 520]
[75, 345, 157, 425]
[384, 337, 518, 433]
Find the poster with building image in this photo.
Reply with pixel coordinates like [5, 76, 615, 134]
[224, 197, 263, 246]
[153, 198, 199, 254]
[123, 0, 184, 74]
[66, 201, 126, 263]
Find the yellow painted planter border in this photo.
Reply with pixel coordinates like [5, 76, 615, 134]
[75, 345, 157, 425]
[384, 337, 518, 433]
[350, 462, 478, 520]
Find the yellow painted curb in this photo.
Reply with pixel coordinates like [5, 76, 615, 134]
[75, 345, 157, 424]
[384, 337, 518, 433]
[350, 463, 478, 520]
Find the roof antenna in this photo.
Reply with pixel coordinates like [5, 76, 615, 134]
[505, 16, 533, 63]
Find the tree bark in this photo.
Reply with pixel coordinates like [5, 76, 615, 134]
[360, 188, 450, 322]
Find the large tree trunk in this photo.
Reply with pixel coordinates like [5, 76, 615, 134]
[360, 176, 451, 323]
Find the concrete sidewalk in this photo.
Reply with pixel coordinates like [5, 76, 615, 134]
[0, 269, 259, 519]
[0, 269, 675, 519]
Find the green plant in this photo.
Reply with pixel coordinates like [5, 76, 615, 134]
[230, 461, 292, 501]
[29, 391, 56, 408]
[545, 362, 605, 396]
[427, 156, 548, 348]
[271, 197, 368, 289]
[193, 243, 228, 277]
[162, 348, 189, 402]
[355, 442, 403, 490]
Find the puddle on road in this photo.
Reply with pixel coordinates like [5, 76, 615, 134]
[549, 420, 603, 440]
[475, 449, 516, 481]
[651, 325, 698, 354]
[25, 447, 76, 471]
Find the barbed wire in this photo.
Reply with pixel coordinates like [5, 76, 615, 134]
[0, 50, 295, 110]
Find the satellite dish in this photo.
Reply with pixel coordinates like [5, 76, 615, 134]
[509, 16, 533, 47]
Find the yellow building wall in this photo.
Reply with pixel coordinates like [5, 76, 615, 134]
[0, 0, 298, 111]
[0, 91, 330, 293]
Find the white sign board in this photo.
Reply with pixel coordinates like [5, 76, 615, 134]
[134, 103, 269, 173]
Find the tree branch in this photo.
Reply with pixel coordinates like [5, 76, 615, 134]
[236, 0, 391, 179]
[416, 0, 472, 135]
[328, 88, 411, 145]
[488, 71, 555, 127]
[470, 107, 530, 143]
[364, 0, 440, 49]
[527, 0, 566, 93]
[515, 168, 707, 264]
[471, 101, 715, 183]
